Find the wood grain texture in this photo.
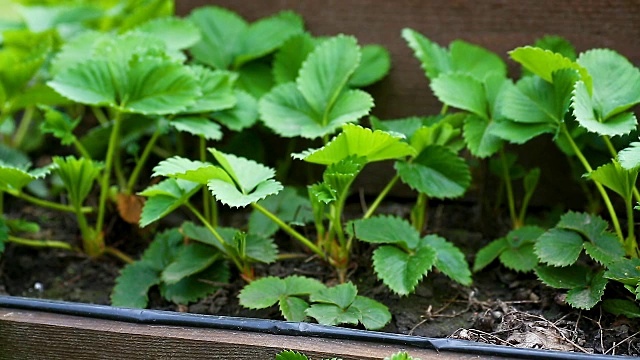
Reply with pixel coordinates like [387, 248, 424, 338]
[0, 308, 499, 360]
[176, 0, 640, 119]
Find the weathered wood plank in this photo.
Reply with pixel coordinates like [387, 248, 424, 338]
[0, 308, 500, 360]
[176, 0, 640, 119]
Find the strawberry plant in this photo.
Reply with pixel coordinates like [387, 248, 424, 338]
[275, 350, 418, 360]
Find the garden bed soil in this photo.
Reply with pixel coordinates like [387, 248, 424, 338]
[2, 199, 639, 357]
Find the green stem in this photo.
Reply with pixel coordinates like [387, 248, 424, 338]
[96, 111, 123, 236]
[126, 124, 163, 194]
[104, 246, 134, 264]
[91, 106, 109, 125]
[625, 197, 636, 256]
[72, 138, 92, 160]
[114, 147, 127, 190]
[518, 185, 534, 226]
[12, 106, 34, 148]
[199, 136, 217, 226]
[561, 124, 624, 241]
[75, 207, 100, 256]
[411, 193, 428, 233]
[363, 174, 400, 219]
[499, 148, 520, 229]
[8, 235, 76, 251]
[152, 146, 172, 159]
[251, 202, 324, 259]
[440, 104, 449, 116]
[185, 202, 228, 249]
[6, 188, 93, 213]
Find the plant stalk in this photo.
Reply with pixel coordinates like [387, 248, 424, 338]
[8, 235, 75, 251]
[104, 246, 134, 264]
[364, 174, 400, 219]
[499, 148, 520, 229]
[411, 193, 429, 233]
[561, 124, 624, 241]
[251, 202, 324, 259]
[12, 106, 35, 149]
[91, 106, 109, 125]
[5, 188, 93, 214]
[96, 111, 123, 237]
[126, 124, 163, 194]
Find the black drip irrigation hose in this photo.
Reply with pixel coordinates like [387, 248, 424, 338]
[0, 295, 632, 360]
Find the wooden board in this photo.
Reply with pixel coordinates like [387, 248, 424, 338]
[176, 0, 640, 119]
[0, 308, 505, 359]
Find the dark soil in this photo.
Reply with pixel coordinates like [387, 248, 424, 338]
[2, 199, 639, 357]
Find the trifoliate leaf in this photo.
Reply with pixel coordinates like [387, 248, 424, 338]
[39, 106, 81, 146]
[604, 258, 640, 286]
[473, 237, 508, 272]
[349, 215, 421, 249]
[431, 73, 488, 119]
[49, 57, 200, 115]
[110, 261, 160, 308]
[401, 28, 451, 79]
[169, 117, 222, 141]
[293, 124, 415, 164]
[160, 261, 230, 305]
[566, 270, 607, 310]
[183, 66, 236, 113]
[423, 235, 472, 285]
[410, 119, 464, 153]
[311, 282, 358, 309]
[577, 49, 640, 119]
[372, 245, 436, 296]
[161, 243, 220, 285]
[52, 156, 103, 208]
[535, 228, 584, 266]
[536, 264, 591, 289]
[602, 299, 640, 319]
[273, 33, 316, 84]
[588, 161, 637, 201]
[463, 114, 503, 158]
[138, 178, 200, 227]
[152, 156, 232, 184]
[306, 303, 360, 326]
[619, 142, 640, 170]
[509, 47, 591, 89]
[395, 145, 470, 199]
[238, 275, 324, 315]
[349, 44, 391, 87]
[248, 187, 313, 238]
[572, 80, 637, 137]
[212, 90, 258, 131]
[133, 17, 201, 51]
[351, 296, 392, 330]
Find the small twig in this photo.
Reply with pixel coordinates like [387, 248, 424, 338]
[450, 328, 514, 347]
[605, 331, 640, 355]
[518, 312, 590, 354]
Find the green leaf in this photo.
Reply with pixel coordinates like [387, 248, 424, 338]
[0, 217, 8, 254]
[39, 106, 81, 146]
[161, 243, 220, 285]
[311, 282, 358, 309]
[351, 296, 392, 330]
[180, 222, 224, 251]
[577, 49, 640, 119]
[298, 35, 360, 115]
[372, 245, 436, 296]
[280, 296, 311, 322]
[535, 228, 584, 266]
[535, 264, 590, 289]
[509, 47, 591, 89]
[212, 90, 258, 131]
[52, 156, 103, 208]
[161, 261, 230, 305]
[473, 237, 508, 272]
[349, 215, 421, 249]
[572, 80, 637, 137]
[583, 232, 625, 266]
[306, 303, 360, 326]
[293, 124, 415, 165]
[238, 275, 324, 315]
[152, 156, 232, 184]
[604, 258, 640, 286]
[249, 187, 313, 238]
[170, 117, 222, 141]
[602, 299, 640, 318]
[208, 149, 283, 208]
[423, 235, 471, 285]
[139, 228, 184, 272]
[588, 161, 637, 201]
[110, 262, 160, 308]
[463, 114, 503, 158]
[49, 57, 200, 115]
[501, 74, 571, 126]
[273, 33, 316, 84]
[276, 350, 309, 360]
[619, 142, 640, 170]
[534, 35, 576, 61]
[450, 40, 506, 80]
[133, 17, 201, 51]
[349, 44, 391, 87]
[491, 120, 555, 144]
[396, 145, 470, 199]
[401, 28, 451, 79]
[431, 73, 487, 118]
[138, 178, 200, 227]
[500, 243, 539, 272]
[322, 156, 366, 196]
[183, 66, 236, 113]
[236, 61, 274, 99]
[244, 234, 278, 264]
[0, 162, 55, 191]
[188, 6, 247, 69]
[555, 211, 609, 241]
[566, 270, 607, 310]
[385, 353, 416, 360]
